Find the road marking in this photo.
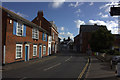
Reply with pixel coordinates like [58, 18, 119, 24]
[44, 63, 61, 71]
[65, 56, 72, 62]
[85, 58, 92, 78]
[77, 58, 90, 80]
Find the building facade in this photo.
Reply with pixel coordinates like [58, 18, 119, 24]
[112, 34, 120, 52]
[32, 12, 59, 55]
[74, 24, 107, 53]
[49, 21, 58, 54]
[2, 7, 50, 64]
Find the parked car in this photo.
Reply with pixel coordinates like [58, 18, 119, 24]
[112, 56, 120, 65]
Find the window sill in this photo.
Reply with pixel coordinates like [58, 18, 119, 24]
[33, 39, 38, 40]
[33, 55, 37, 57]
[15, 58, 22, 60]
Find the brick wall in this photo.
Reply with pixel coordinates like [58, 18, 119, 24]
[3, 12, 48, 64]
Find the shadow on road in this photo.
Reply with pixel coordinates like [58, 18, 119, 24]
[56, 50, 88, 57]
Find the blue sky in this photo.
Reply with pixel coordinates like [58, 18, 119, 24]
[2, 2, 119, 40]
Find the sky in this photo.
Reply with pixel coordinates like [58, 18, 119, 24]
[2, 2, 120, 40]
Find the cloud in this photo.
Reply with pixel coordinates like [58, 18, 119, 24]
[89, 2, 94, 6]
[75, 9, 81, 13]
[99, 2, 119, 13]
[86, 20, 106, 25]
[74, 20, 85, 28]
[60, 27, 64, 31]
[106, 20, 118, 33]
[98, 12, 109, 18]
[50, 0, 65, 8]
[59, 32, 74, 40]
[69, 2, 84, 8]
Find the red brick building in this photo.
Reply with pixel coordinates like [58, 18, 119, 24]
[74, 24, 107, 53]
[32, 11, 58, 55]
[2, 7, 50, 64]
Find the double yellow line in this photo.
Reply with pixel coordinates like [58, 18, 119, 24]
[77, 58, 90, 80]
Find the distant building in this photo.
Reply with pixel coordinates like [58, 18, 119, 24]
[57, 37, 61, 53]
[60, 37, 74, 51]
[74, 34, 80, 52]
[74, 24, 107, 53]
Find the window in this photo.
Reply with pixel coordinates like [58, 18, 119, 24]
[10, 20, 12, 24]
[33, 45, 37, 56]
[17, 23, 23, 36]
[42, 33, 47, 41]
[13, 21, 26, 37]
[32, 29, 39, 39]
[53, 32, 54, 40]
[44, 34, 46, 41]
[43, 46, 46, 55]
[16, 44, 23, 59]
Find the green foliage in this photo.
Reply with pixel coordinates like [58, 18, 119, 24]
[114, 51, 120, 55]
[89, 27, 115, 52]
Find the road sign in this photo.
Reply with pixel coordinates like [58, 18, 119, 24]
[110, 7, 120, 16]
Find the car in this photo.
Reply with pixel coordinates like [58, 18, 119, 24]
[112, 56, 120, 65]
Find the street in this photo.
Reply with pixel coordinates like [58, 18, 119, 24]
[2, 51, 88, 79]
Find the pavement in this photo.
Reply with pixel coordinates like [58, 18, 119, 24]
[85, 56, 119, 80]
[2, 55, 57, 71]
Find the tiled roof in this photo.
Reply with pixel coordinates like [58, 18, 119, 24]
[80, 25, 106, 32]
[1, 6, 49, 34]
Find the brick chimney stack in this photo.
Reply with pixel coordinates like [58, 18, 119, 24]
[37, 10, 43, 17]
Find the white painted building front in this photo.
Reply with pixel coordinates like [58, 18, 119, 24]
[48, 36, 52, 55]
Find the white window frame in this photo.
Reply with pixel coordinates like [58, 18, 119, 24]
[43, 46, 46, 55]
[16, 44, 23, 59]
[33, 45, 37, 56]
[9, 19, 12, 24]
[32, 28, 39, 39]
[16, 22, 23, 36]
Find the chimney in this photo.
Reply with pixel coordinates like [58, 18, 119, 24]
[37, 10, 43, 17]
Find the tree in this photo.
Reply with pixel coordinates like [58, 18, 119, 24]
[68, 37, 70, 41]
[63, 38, 65, 41]
[89, 27, 115, 52]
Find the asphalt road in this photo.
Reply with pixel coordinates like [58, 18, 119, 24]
[2, 50, 88, 79]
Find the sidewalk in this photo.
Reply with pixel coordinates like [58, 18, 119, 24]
[85, 56, 119, 80]
[2, 55, 56, 71]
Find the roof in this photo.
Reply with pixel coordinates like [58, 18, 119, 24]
[80, 24, 107, 33]
[1, 6, 49, 35]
